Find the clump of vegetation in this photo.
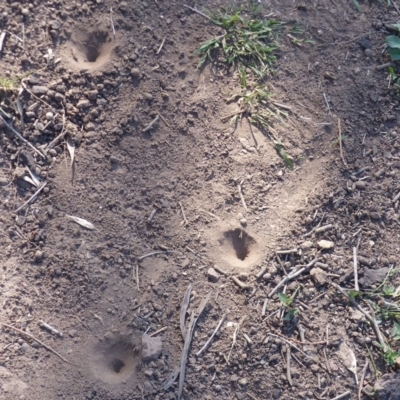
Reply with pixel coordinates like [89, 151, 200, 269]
[195, 4, 308, 168]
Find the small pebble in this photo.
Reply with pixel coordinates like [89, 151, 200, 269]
[34, 250, 44, 262]
[143, 93, 153, 101]
[131, 68, 140, 78]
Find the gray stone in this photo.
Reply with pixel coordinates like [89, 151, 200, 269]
[131, 68, 140, 78]
[317, 240, 334, 250]
[77, 99, 90, 109]
[34, 250, 43, 262]
[142, 334, 162, 362]
[310, 267, 327, 286]
[207, 268, 220, 283]
[31, 86, 48, 95]
[360, 267, 390, 288]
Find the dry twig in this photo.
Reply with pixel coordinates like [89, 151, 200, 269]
[183, 4, 212, 21]
[237, 180, 248, 211]
[0, 114, 45, 158]
[143, 115, 159, 133]
[14, 182, 47, 213]
[338, 118, 347, 167]
[197, 315, 225, 356]
[2, 323, 68, 363]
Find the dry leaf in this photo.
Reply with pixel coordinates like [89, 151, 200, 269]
[66, 215, 95, 230]
[23, 176, 38, 187]
[26, 166, 41, 187]
[66, 138, 75, 167]
[337, 342, 358, 383]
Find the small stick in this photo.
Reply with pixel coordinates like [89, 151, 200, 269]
[330, 391, 351, 400]
[393, 191, 400, 204]
[179, 201, 188, 225]
[273, 102, 292, 111]
[231, 276, 252, 290]
[243, 333, 252, 345]
[338, 118, 347, 166]
[138, 250, 175, 261]
[149, 326, 167, 337]
[148, 209, 157, 223]
[237, 180, 248, 211]
[14, 182, 47, 213]
[0, 115, 45, 158]
[286, 346, 293, 386]
[22, 23, 25, 51]
[314, 224, 334, 233]
[268, 258, 319, 298]
[326, 324, 330, 347]
[46, 110, 67, 151]
[214, 266, 228, 276]
[180, 284, 192, 339]
[186, 246, 203, 258]
[392, 0, 400, 14]
[39, 320, 63, 338]
[0, 31, 6, 52]
[198, 209, 220, 220]
[256, 266, 268, 280]
[267, 325, 327, 346]
[142, 115, 159, 133]
[298, 324, 306, 349]
[276, 249, 298, 255]
[376, 62, 394, 71]
[323, 347, 332, 374]
[261, 299, 268, 317]
[21, 81, 55, 111]
[330, 283, 386, 348]
[136, 263, 139, 290]
[267, 333, 313, 359]
[110, 7, 116, 36]
[358, 358, 369, 400]
[156, 36, 166, 54]
[353, 246, 359, 291]
[157, 112, 170, 127]
[197, 315, 225, 356]
[182, 4, 212, 21]
[227, 315, 246, 363]
[247, 117, 259, 150]
[1, 323, 68, 363]
[323, 93, 331, 114]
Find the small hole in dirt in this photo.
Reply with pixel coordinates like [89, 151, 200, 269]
[225, 228, 252, 261]
[111, 358, 125, 373]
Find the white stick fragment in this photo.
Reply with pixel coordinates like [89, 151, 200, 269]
[261, 298, 268, 317]
[330, 391, 351, 400]
[179, 201, 188, 225]
[237, 180, 248, 211]
[66, 137, 75, 167]
[143, 115, 159, 133]
[156, 36, 166, 54]
[323, 93, 331, 115]
[353, 246, 359, 291]
[0, 31, 6, 52]
[138, 250, 176, 261]
[66, 215, 95, 230]
[39, 320, 63, 338]
[110, 7, 116, 36]
[196, 315, 225, 356]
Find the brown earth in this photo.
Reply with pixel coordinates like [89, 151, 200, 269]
[1, 0, 400, 399]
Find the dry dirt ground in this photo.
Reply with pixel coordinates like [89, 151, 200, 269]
[1, 0, 400, 399]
